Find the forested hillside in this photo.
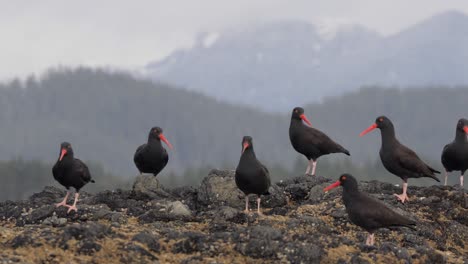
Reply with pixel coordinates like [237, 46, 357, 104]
[0, 68, 293, 176]
[0, 69, 466, 200]
[1, 69, 467, 177]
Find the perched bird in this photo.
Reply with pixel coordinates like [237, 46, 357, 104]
[235, 136, 271, 214]
[289, 107, 350, 176]
[53, 142, 94, 213]
[134, 127, 173, 184]
[441, 118, 468, 187]
[324, 174, 416, 246]
[360, 116, 440, 203]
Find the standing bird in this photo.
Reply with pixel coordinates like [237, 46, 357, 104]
[360, 116, 440, 203]
[441, 118, 468, 187]
[235, 136, 271, 214]
[289, 107, 350, 176]
[134, 127, 173, 184]
[324, 174, 416, 246]
[53, 142, 94, 213]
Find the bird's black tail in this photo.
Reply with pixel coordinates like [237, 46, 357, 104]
[340, 146, 350, 156]
[426, 174, 440, 182]
[404, 223, 417, 231]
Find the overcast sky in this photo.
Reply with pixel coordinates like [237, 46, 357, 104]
[1, 0, 467, 81]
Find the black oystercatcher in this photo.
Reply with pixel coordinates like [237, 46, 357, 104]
[324, 174, 416, 246]
[360, 116, 440, 203]
[134, 127, 173, 184]
[235, 136, 271, 214]
[289, 107, 350, 176]
[53, 142, 94, 213]
[441, 118, 468, 187]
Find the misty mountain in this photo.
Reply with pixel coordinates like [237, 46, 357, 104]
[146, 10, 468, 112]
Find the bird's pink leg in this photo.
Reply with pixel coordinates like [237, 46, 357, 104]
[56, 191, 70, 208]
[310, 160, 317, 176]
[461, 174, 464, 187]
[67, 193, 79, 213]
[305, 162, 311, 175]
[394, 182, 409, 203]
[256, 197, 263, 215]
[365, 234, 371, 246]
[244, 196, 249, 213]
[444, 170, 448, 186]
[370, 233, 375, 246]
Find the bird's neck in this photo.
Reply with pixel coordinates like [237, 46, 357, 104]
[148, 137, 163, 147]
[380, 126, 397, 147]
[290, 118, 304, 129]
[57, 155, 73, 167]
[240, 148, 256, 163]
[342, 186, 359, 205]
[455, 129, 468, 143]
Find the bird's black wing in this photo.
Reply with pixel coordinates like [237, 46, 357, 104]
[351, 193, 416, 229]
[133, 144, 146, 170]
[260, 163, 271, 194]
[302, 126, 349, 155]
[397, 144, 441, 177]
[75, 158, 93, 183]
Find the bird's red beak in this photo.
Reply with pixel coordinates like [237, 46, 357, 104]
[59, 149, 67, 161]
[159, 133, 173, 149]
[242, 142, 249, 153]
[324, 180, 341, 192]
[360, 123, 378, 137]
[300, 114, 312, 126]
[464, 126, 468, 134]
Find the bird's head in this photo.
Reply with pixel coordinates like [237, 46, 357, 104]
[291, 107, 312, 126]
[359, 116, 393, 136]
[149, 127, 173, 149]
[323, 173, 358, 192]
[456, 118, 468, 134]
[58, 142, 73, 161]
[242, 136, 253, 153]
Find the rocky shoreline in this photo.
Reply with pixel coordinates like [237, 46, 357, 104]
[0, 170, 467, 263]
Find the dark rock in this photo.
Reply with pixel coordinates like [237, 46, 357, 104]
[235, 239, 279, 259]
[121, 243, 158, 261]
[350, 254, 371, 264]
[171, 186, 199, 211]
[282, 242, 323, 263]
[132, 174, 172, 199]
[394, 247, 411, 261]
[330, 207, 347, 219]
[283, 175, 330, 201]
[361, 180, 398, 194]
[29, 186, 66, 206]
[42, 214, 67, 227]
[197, 169, 244, 208]
[266, 206, 289, 216]
[60, 222, 112, 249]
[249, 226, 282, 240]
[9, 232, 40, 248]
[16, 205, 55, 226]
[421, 196, 441, 205]
[262, 184, 287, 208]
[172, 234, 206, 254]
[132, 231, 161, 253]
[308, 182, 334, 203]
[167, 201, 192, 217]
[138, 204, 194, 223]
[77, 239, 102, 255]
